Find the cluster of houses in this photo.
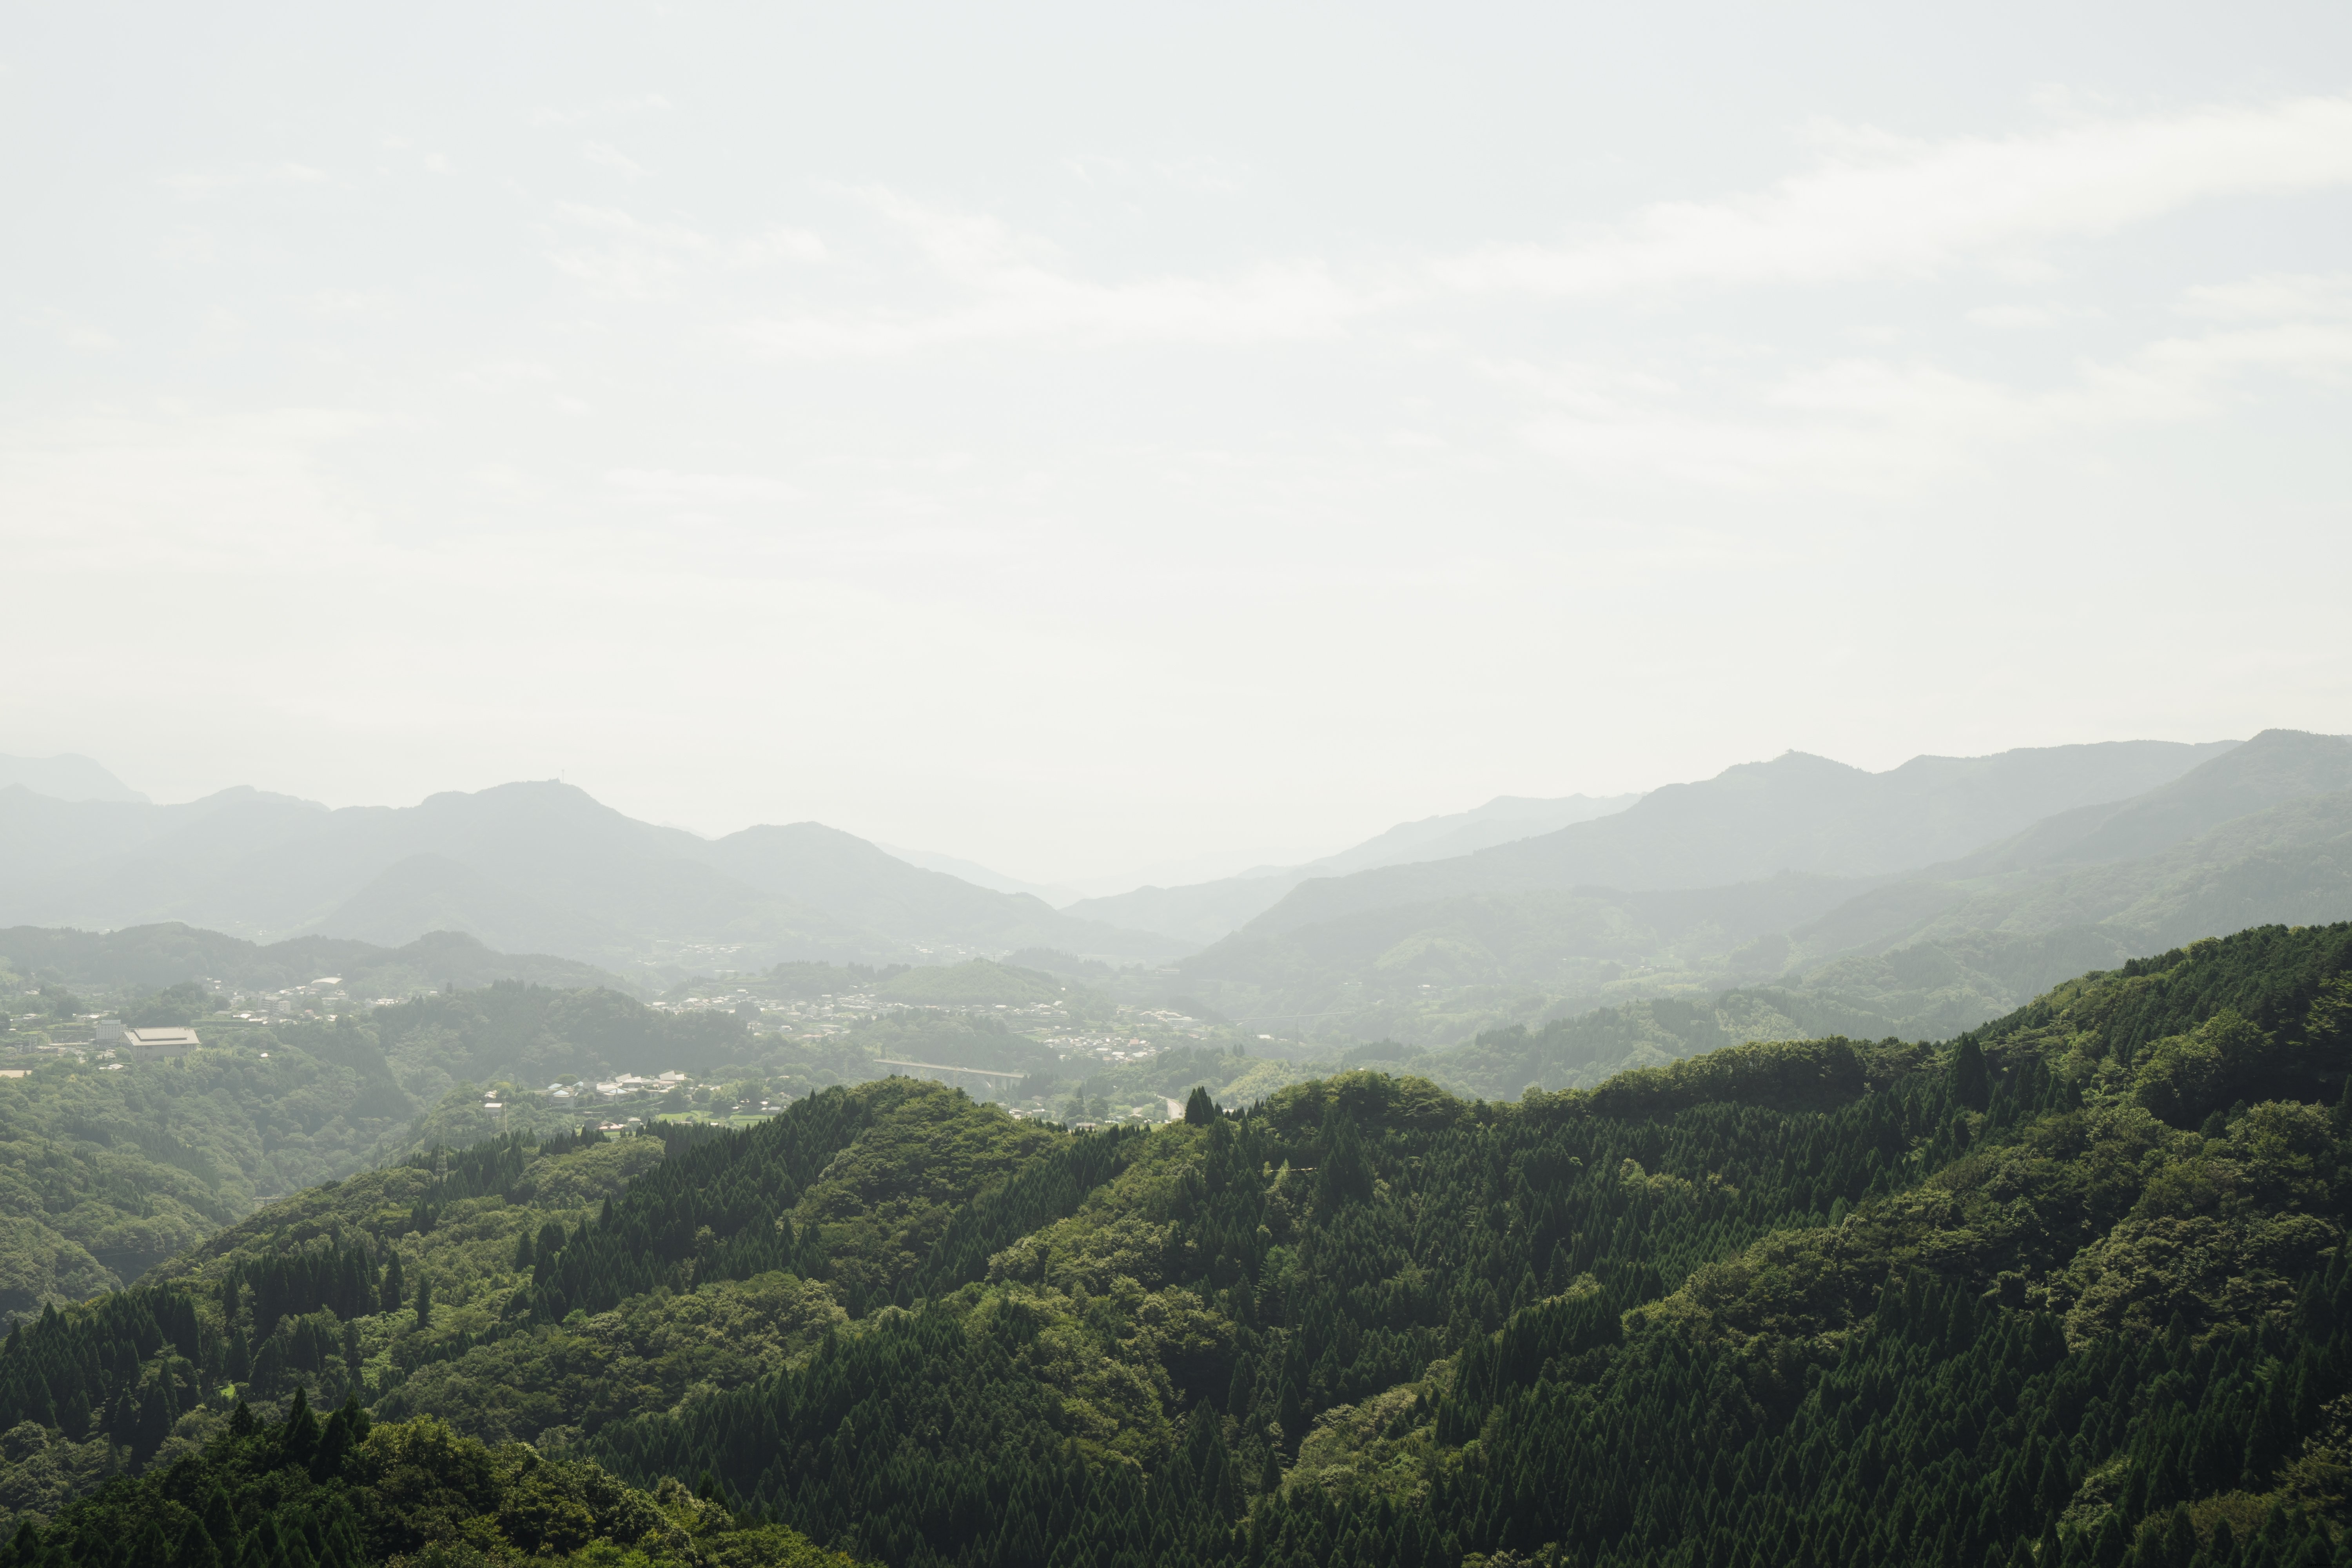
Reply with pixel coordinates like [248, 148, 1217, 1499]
[545, 1071, 690, 1103]
[477, 1071, 787, 1127]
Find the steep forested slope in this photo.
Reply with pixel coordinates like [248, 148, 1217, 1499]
[7, 921, 2352, 1568]
[0, 1021, 418, 1313]
[0, 982, 758, 1316]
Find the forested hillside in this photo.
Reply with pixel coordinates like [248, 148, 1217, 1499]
[5, 921, 2352, 1567]
[0, 1018, 417, 1314]
[0, 973, 765, 1309]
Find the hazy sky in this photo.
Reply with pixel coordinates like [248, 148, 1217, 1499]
[5, 3, 2349, 887]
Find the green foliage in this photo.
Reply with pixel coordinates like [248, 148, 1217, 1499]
[373, 1270, 846, 1447]
[0, 974, 771, 1323]
[0, 1289, 208, 1465]
[1436, 990, 1898, 1101]
[5, 1392, 856, 1566]
[871, 961, 1065, 1007]
[821, 1009, 1056, 1078]
[374, 982, 747, 1104]
[0, 1030, 415, 1315]
[524, 1079, 1060, 1322]
[1952, 1033, 1990, 1110]
[10, 920, 2352, 1568]
[123, 981, 211, 1029]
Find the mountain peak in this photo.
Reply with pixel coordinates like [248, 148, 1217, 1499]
[0, 752, 149, 804]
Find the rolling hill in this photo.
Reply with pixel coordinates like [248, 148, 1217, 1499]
[8, 920, 2350, 1568]
[0, 780, 1189, 979]
[0, 922, 621, 997]
[1171, 732, 2352, 1048]
[1064, 791, 1642, 945]
[0, 753, 146, 804]
[1244, 737, 2237, 938]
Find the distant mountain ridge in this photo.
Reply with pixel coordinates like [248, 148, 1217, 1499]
[1064, 791, 1643, 944]
[876, 843, 1081, 906]
[0, 780, 1190, 979]
[1245, 737, 2239, 937]
[1171, 734, 2347, 1049]
[0, 753, 147, 804]
[0, 922, 623, 996]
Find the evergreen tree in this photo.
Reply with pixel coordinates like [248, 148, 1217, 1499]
[1952, 1034, 1991, 1111]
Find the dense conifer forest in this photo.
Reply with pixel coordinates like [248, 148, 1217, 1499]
[3, 922, 2351, 1566]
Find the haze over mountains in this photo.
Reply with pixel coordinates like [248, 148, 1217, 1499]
[0, 780, 1189, 978]
[1063, 792, 1644, 944]
[10, 731, 2352, 1058]
[1179, 730, 2352, 1052]
[0, 753, 147, 805]
[1249, 738, 2238, 934]
[0, 922, 619, 999]
[0, 775, 1655, 982]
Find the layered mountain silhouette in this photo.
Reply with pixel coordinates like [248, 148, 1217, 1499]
[0, 752, 147, 804]
[0, 780, 1188, 974]
[1064, 791, 1643, 945]
[0, 922, 619, 996]
[1244, 738, 2238, 936]
[1174, 733, 2352, 1046]
[12, 732, 2343, 1040]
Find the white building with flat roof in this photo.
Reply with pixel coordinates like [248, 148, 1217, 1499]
[124, 1027, 199, 1062]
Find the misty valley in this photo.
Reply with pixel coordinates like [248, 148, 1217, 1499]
[17, 8, 2351, 1564]
[5, 733, 2352, 1568]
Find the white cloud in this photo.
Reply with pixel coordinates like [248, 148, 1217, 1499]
[604, 468, 802, 506]
[304, 289, 393, 316]
[543, 204, 825, 298]
[453, 359, 558, 388]
[738, 100, 2352, 358]
[1518, 309, 2352, 496]
[582, 141, 647, 180]
[2177, 272, 2352, 320]
[2138, 320, 2352, 381]
[1437, 96, 2352, 296]
[525, 94, 673, 129]
[0, 410, 380, 568]
[1965, 303, 2074, 329]
[742, 190, 1393, 355]
[1154, 157, 1247, 196]
[25, 309, 119, 352]
[162, 162, 331, 200]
